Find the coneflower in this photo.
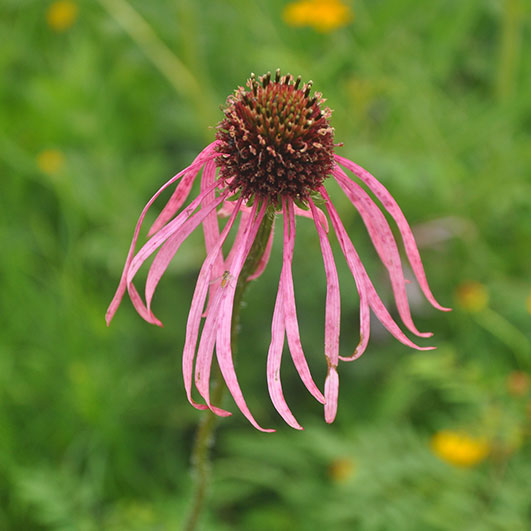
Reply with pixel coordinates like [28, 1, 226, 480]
[106, 70, 449, 431]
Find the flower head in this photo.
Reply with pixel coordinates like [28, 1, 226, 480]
[107, 71, 450, 431]
[216, 72, 335, 201]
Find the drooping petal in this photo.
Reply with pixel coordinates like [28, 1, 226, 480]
[105, 142, 219, 326]
[363, 278, 436, 351]
[324, 366, 339, 423]
[224, 209, 248, 272]
[145, 190, 229, 316]
[335, 155, 450, 312]
[309, 198, 340, 362]
[227, 205, 326, 283]
[309, 198, 340, 421]
[194, 302, 231, 417]
[126, 283, 163, 327]
[200, 209, 247, 320]
[123, 180, 221, 325]
[266, 281, 303, 430]
[214, 201, 275, 432]
[147, 170, 197, 237]
[200, 159, 226, 311]
[147, 142, 220, 237]
[184, 198, 243, 414]
[333, 166, 432, 338]
[128, 178, 222, 286]
[320, 187, 370, 361]
[322, 188, 434, 353]
[282, 198, 326, 404]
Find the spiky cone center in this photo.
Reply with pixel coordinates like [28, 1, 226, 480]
[215, 71, 335, 204]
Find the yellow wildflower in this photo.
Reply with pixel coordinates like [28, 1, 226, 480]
[283, 0, 353, 33]
[328, 457, 355, 482]
[526, 288, 531, 314]
[37, 149, 65, 175]
[46, 1, 78, 32]
[431, 430, 489, 467]
[455, 281, 488, 313]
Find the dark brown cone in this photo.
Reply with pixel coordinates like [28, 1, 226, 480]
[215, 71, 335, 204]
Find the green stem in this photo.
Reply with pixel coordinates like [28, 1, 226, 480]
[184, 206, 274, 531]
[184, 364, 224, 531]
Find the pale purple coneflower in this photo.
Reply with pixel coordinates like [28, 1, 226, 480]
[106, 71, 450, 432]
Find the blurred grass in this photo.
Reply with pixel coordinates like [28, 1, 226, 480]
[1, 0, 530, 529]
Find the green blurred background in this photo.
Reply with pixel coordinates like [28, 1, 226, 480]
[1, 0, 530, 529]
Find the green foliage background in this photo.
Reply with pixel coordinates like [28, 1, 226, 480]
[1, 0, 530, 529]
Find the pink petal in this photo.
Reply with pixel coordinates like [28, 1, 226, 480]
[182, 198, 243, 414]
[322, 188, 434, 353]
[145, 191, 228, 315]
[147, 170, 196, 237]
[324, 367, 339, 423]
[200, 159, 225, 313]
[201, 211, 246, 319]
[309, 199, 340, 367]
[335, 155, 451, 312]
[267, 278, 303, 430]
[105, 142, 219, 326]
[215, 201, 275, 432]
[309, 198, 341, 424]
[282, 198, 326, 404]
[333, 166, 432, 338]
[194, 304, 231, 417]
[364, 277, 436, 351]
[126, 282, 163, 327]
[225, 210, 248, 269]
[319, 188, 370, 361]
[147, 142, 220, 237]
[194, 295, 234, 417]
[123, 179, 221, 324]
